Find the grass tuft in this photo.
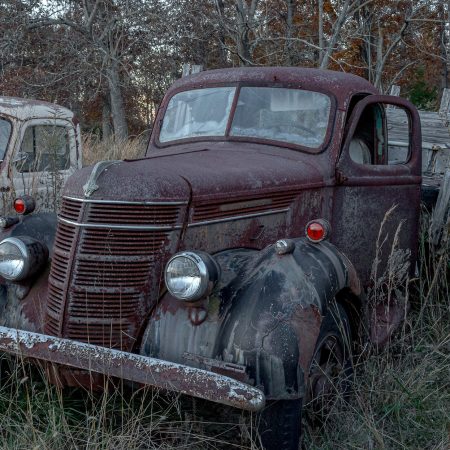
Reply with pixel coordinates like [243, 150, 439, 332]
[82, 134, 147, 166]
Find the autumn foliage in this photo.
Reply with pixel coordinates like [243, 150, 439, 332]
[0, 0, 448, 137]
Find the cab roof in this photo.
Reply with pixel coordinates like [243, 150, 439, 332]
[0, 96, 75, 122]
[169, 67, 378, 108]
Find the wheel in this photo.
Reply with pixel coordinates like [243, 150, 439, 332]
[306, 303, 353, 421]
[257, 303, 352, 450]
[258, 398, 302, 450]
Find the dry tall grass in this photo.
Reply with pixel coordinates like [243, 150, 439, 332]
[303, 212, 450, 450]
[82, 134, 147, 166]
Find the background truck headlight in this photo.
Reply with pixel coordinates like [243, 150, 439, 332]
[0, 237, 48, 281]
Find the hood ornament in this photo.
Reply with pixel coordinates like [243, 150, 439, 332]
[83, 160, 121, 197]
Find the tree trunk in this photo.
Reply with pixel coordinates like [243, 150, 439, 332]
[320, 0, 351, 69]
[107, 59, 128, 141]
[102, 96, 112, 140]
[284, 0, 295, 65]
[216, 0, 228, 66]
[235, 0, 256, 65]
[439, 1, 448, 94]
[318, 0, 324, 66]
[374, 26, 384, 90]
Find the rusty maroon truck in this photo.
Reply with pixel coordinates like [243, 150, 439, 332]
[0, 68, 423, 449]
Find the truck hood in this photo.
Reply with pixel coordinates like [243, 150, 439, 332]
[64, 142, 328, 204]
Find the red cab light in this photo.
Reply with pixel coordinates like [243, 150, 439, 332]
[305, 219, 331, 243]
[14, 199, 25, 214]
[14, 195, 36, 215]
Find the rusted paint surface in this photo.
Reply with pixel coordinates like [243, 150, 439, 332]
[332, 95, 422, 289]
[290, 304, 322, 375]
[0, 325, 265, 411]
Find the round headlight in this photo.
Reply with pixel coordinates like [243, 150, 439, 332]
[165, 251, 219, 301]
[0, 236, 48, 281]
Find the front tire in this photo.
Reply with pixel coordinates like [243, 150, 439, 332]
[258, 303, 352, 449]
[258, 398, 302, 450]
[306, 303, 353, 421]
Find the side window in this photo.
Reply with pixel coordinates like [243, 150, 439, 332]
[0, 118, 12, 160]
[349, 103, 411, 166]
[17, 125, 70, 173]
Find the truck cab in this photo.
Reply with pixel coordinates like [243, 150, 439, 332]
[0, 68, 422, 450]
[0, 97, 82, 213]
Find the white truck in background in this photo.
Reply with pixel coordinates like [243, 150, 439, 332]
[0, 97, 82, 214]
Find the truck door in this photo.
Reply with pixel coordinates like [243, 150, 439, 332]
[10, 118, 78, 211]
[331, 96, 422, 291]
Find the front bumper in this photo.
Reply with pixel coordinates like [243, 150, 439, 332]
[0, 326, 265, 412]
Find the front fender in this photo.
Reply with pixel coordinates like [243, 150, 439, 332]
[216, 238, 359, 399]
[0, 212, 57, 254]
[141, 238, 361, 400]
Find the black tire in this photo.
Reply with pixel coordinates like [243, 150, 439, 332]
[258, 398, 302, 450]
[257, 303, 352, 450]
[306, 303, 353, 421]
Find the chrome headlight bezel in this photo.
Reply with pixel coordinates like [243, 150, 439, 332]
[0, 236, 48, 281]
[0, 237, 29, 281]
[164, 251, 219, 302]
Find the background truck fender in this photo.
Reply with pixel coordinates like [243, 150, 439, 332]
[2, 212, 58, 254]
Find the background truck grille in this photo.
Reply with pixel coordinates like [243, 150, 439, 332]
[45, 196, 185, 350]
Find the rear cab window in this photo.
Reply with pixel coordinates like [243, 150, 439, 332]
[17, 124, 70, 173]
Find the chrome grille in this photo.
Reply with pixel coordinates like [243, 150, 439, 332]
[87, 203, 181, 225]
[66, 322, 131, 347]
[59, 197, 83, 222]
[68, 291, 142, 318]
[73, 258, 153, 288]
[80, 229, 168, 256]
[54, 222, 77, 253]
[46, 219, 78, 335]
[45, 196, 185, 350]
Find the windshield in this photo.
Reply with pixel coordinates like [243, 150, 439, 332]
[159, 86, 332, 149]
[0, 118, 12, 160]
[160, 87, 235, 142]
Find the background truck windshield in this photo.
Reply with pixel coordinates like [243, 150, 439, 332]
[159, 86, 331, 149]
[0, 118, 12, 160]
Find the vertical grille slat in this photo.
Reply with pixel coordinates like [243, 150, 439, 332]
[45, 196, 184, 350]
